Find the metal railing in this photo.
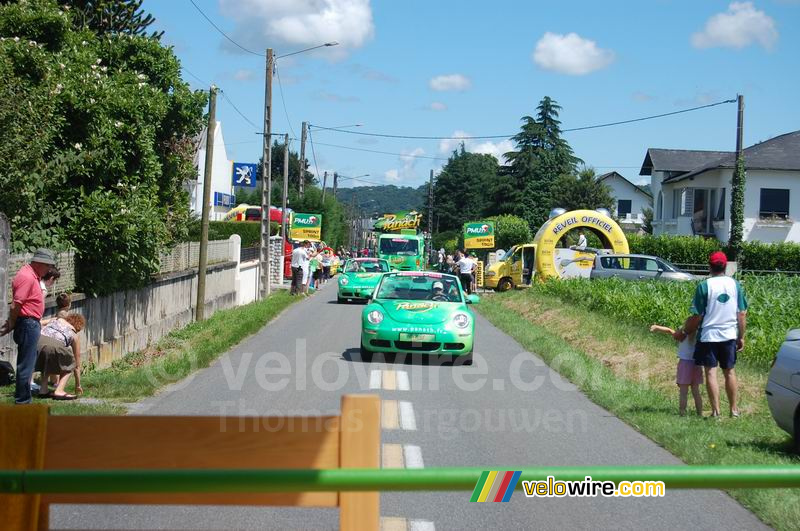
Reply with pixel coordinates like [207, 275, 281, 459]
[240, 245, 260, 263]
[2, 466, 800, 494]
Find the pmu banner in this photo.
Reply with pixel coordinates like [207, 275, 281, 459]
[464, 221, 495, 249]
[290, 213, 322, 241]
[232, 162, 257, 187]
[372, 211, 422, 232]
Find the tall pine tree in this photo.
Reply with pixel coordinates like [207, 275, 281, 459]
[433, 144, 499, 232]
[55, 0, 162, 38]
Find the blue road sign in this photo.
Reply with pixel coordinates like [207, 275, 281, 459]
[232, 162, 257, 187]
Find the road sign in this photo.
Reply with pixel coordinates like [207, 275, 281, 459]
[290, 213, 322, 241]
[232, 162, 257, 187]
[464, 221, 495, 249]
[214, 192, 235, 207]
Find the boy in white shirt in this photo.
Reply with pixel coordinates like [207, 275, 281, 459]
[650, 324, 703, 416]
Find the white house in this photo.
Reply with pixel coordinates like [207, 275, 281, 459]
[188, 121, 234, 221]
[640, 130, 800, 243]
[597, 171, 653, 229]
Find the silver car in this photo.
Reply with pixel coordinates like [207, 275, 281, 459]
[590, 254, 695, 282]
[766, 329, 800, 452]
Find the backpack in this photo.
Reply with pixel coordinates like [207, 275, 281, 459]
[0, 359, 14, 386]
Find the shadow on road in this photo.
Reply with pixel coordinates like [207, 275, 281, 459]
[341, 348, 471, 367]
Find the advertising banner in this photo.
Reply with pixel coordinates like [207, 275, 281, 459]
[213, 192, 235, 207]
[373, 211, 422, 232]
[464, 221, 495, 249]
[289, 213, 322, 241]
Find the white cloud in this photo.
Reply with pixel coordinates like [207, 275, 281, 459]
[532, 32, 614, 75]
[429, 101, 447, 111]
[384, 147, 425, 183]
[218, 0, 374, 57]
[315, 91, 359, 102]
[429, 74, 472, 92]
[691, 2, 778, 50]
[233, 69, 255, 81]
[439, 131, 513, 164]
[384, 169, 400, 182]
[632, 91, 654, 102]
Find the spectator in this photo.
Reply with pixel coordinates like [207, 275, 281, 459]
[290, 241, 313, 295]
[321, 250, 332, 284]
[456, 250, 475, 294]
[676, 251, 747, 418]
[576, 230, 587, 250]
[36, 313, 85, 400]
[42, 292, 71, 326]
[650, 324, 703, 416]
[0, 248, 58, 404]
[469, 252, 479, 292]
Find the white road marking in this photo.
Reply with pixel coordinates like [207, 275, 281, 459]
[403, 445, 425, 469]
[396, 370, 410, 391]
[369, 369, 382, 390]
[409, 521, 436, 531]
[398, 401, 417, 431]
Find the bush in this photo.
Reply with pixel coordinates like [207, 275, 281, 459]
[740, 241, 800, 272]
[187, 221, 278, 248]
[486, 214, 532, 250]
[432, 230, 459, 254]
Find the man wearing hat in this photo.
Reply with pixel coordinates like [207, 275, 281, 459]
[675, 251, 748, 418]
[0, 248, 58, 404]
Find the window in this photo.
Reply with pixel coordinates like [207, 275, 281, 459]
[656, 191, 663, 220]
[759, 189, 790, 219]
[617, 199, 632, 216]
[714, 188, 725, 221]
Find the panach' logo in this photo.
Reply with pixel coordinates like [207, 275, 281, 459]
[395, 302, 436, 312]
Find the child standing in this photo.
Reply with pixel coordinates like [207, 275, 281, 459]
[650, 324, 703, 416]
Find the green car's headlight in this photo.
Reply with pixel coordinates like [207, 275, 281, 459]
[453, 313, 470, 329]
[367, 310, 384, 324]
[339, 276, 349, 285]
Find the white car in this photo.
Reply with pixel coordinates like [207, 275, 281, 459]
[766, 329, 800, 452]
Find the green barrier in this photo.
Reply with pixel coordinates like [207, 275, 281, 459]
[2, 466, 800, 494]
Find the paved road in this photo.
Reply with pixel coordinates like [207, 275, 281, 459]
[53, 283, 767, 530]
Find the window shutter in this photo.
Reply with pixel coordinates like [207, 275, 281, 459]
[681, 188, 694, 217]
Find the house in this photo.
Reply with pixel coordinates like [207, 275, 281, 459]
[187, 121, 235, 221]
[597, 171, 653, 230]
[640, 130, 800, 243]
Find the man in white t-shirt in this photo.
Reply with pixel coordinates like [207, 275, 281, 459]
[456, 251, 475, 295]
[290, 241, 313, 295]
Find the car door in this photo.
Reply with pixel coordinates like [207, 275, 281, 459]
[509, 248, 524, 285]
[637, 258, 661, 280]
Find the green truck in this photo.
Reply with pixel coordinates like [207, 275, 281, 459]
[377, 230, 425, 271]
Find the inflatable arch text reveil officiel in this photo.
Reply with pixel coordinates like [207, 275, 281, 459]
[532, 209, 630, 279]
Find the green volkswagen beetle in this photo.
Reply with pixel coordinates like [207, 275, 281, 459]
[360, 271, 478, 364]
[337, 258, 391, 303]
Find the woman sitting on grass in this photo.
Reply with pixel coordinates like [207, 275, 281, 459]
[36, 313, 85, 400]
[650, 323, 703, 416]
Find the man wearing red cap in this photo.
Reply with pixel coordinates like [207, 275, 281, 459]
[676, 251, 748, 418]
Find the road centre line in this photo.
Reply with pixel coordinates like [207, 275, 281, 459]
[403, 445, 425, 469]
[398, 401, 417, 431]
[380, 517, 436, 531]
[382, 370, 397, 390]
[382, 443, 404, 469]
[382, 400, 399, 430]
[396, 370, 410, 391]
[370, 369, 382, 390]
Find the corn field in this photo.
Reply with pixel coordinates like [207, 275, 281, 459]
[530, 276, 800, 368]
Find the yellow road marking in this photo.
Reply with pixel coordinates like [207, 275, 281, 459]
[382, 443, 404, 469]
[382, 370, 397, 390]
[382, 400, 399, 430]
[381, 517, 408, 531]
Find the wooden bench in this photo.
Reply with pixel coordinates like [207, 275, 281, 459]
[37, 394, 380, 531]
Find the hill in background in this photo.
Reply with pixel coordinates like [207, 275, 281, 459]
[335, 185, 428, 216]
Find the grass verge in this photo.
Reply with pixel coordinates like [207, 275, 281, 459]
[1, 291, 297, 414]
[477, 290, 799, 531]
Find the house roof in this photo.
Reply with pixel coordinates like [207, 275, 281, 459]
[639, 149, 730, 176]
[640, 129, 800, 183]
[597, 171, 653, 198]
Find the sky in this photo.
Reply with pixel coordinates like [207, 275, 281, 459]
[148, 0, 800, 189]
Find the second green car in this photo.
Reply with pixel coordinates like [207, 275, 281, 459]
[337, 258, 390, 303]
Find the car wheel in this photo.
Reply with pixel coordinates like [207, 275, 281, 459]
[496, 278, 513, 292]
[337, 296, 344, 303]
[359, 342, 373, 363]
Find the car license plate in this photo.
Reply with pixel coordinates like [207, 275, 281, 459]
[400, 333, 435, 342]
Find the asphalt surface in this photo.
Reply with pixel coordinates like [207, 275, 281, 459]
[52, 282, 768, 530]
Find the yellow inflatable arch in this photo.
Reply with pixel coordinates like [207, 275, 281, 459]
[532, 209, 629, 279]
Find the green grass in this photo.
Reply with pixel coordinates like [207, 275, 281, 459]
[478, 290, 800, 531]
[1, 291, 297, 412]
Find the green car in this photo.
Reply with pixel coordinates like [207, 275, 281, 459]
[337, 258, 391, 303]
[360, 271, 479, 364]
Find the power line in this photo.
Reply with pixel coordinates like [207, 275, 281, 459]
[180, 66, 209, 87]
[312, 141, 450, 161]
[187, 0, 264, 57]
[337, 175, 387, 186]
[219, 90, 260, 132]
[308, 128, 323, 183]
[309, 98, 737, 140]
[275, 63, 297, 138]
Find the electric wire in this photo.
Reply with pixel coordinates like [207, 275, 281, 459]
[275, 63, 297, 138]
[219, 90, 260, 132]
[309, 99, 737, 140]
[308, 128, 323, 184]
[180, 66, 210, 87]
[187, 0, 264, 57]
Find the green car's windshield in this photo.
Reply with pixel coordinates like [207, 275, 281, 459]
[346, 259, 389, 273]
[376, 273, 462, 302]
[379, 238, 419, 256]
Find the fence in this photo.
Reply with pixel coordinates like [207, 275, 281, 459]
[158, 240, 234, 276]
[240, 245, 259, 263]
[6, 250, 76, 298]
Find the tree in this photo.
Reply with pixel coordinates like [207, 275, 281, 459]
[728, 155, 746, 259]
[550, 168, 614, 213]
[433, 144, 499, 231]
[486, 214, 532, 250]
[254, 140, 315, 198]
[288, 186, 348, 249]
[55, 0, 162, 37]
[641, 207, 654, 234]
[504, 97, 582, 231]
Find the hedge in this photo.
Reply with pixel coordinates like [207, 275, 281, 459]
[188, 221, 278, 248]
[627, 234, 800, 272]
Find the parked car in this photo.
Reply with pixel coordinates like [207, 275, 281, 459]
[590, 254, 695, 282]
[766, 329, 800, 453]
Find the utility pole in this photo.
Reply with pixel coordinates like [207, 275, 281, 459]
[299, 121, 307, 197]
[428, 169, 434, 262]
[196, 86, 217, 321]
[333, 172, 339, 199]
[259, 48, 274, 299]
[729, 94, 746, 260]
[321, 171, 328, 202]
[280, 133, 289, 285]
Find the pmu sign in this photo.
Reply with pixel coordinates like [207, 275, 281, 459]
[232, 162, 257, 187]
[290, 213, 322, 241]
[464, 221, 495, 249]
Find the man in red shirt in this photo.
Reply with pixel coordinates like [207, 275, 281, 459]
[0, 248, 57, 404]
